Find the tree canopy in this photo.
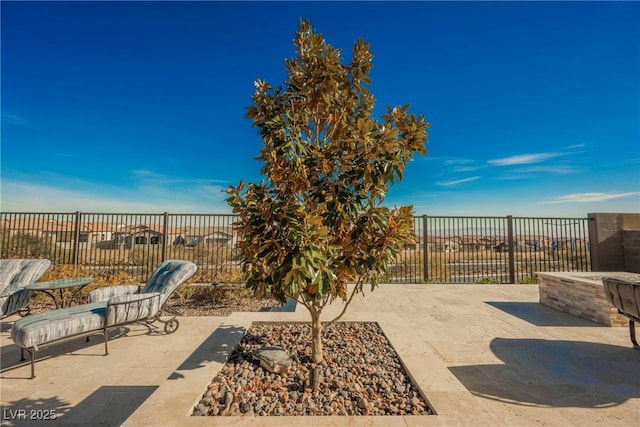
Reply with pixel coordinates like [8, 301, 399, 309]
[227, 19, 430, 366]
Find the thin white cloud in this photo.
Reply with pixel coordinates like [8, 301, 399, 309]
[1, 113, 31, 127]
[0, 177, 232, 213]
[540, 192, 640, 204]
[496, 165, 577, 180]
[131, 170, 228, 185]
[452, 166, 480, 173]
[436, 176, 480, 187]
[565, 144, 586, 149]
[440, 158, 483, 173]
[444, 158, 475, 166]
[599, 158, 640, 167]
[488, 152, 561, 166]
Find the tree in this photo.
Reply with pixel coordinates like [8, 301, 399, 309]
[226, 19, 429, 383]
[0, 229, 59, 261]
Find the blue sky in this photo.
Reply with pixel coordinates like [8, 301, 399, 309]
[1, 1, 639, 217]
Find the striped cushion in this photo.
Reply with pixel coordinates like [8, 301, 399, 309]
[11, 303, 106, 350]
[0, 259, 52, 295]
[0, 259, 52, 318]
[0, 289, 31, 318]
[88, 260, 196, 307]
[142, 260, 197, 305]
[89, 285, 141, 303]
[106, 293, 162, 326]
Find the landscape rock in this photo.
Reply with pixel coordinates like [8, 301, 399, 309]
[253, 346, 292, 374]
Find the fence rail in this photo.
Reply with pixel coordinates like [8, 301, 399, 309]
[390, 215, 591, 284]
[1, 212, 591, 283]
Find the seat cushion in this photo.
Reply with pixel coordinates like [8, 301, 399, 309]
[603, 278, 640, 321]
[89, 285, 140, 303]
[142, 260, 197, 305]
[0, 289, 31, 318]
[0, 259, 52, 295]
[106, 292, 162, 326]
[11, 303, 107, 350]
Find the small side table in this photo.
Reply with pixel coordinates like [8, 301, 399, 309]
[26, 277, 95, 309]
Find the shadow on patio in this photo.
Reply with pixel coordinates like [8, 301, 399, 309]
[450, 337, 640, 408]
[485, 301, 607, 327]
[1, 386, 158, 427]
[168, 323, 246, 380]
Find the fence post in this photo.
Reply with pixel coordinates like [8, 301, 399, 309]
[72, 211, 81, 267]
[507, 215, 515, 284]
[422, 215, 428, 282]
[162, 212, 168, 262]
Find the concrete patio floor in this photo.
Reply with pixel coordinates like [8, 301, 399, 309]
[1, 284, 639, 426]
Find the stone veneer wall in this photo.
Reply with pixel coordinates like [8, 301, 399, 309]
[538, 272, 628, 326]
[588, 213, 640, 273]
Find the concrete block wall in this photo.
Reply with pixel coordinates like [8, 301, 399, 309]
[588, 213, 640, 273]
[623, 230, 640, 273]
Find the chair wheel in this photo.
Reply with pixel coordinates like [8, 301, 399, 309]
[164, 319, 179, 334]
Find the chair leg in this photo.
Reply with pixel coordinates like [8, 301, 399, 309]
[20, 347, 25, 361]
[28, 349, 36, 379]
[630, 320, 639, 350]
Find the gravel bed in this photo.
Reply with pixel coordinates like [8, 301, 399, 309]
[193, 321, 433, 416]
[27, 295, 281, 317]
[167, 297, 281, 317]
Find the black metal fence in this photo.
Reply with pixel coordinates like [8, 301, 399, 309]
[390, 215, 591, 284]
[0, 212, 238, 283]
[0, 212, 591, 283]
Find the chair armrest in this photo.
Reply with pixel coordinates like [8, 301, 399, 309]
[105, 292, 162, 326]
[89, 285, 142, 303]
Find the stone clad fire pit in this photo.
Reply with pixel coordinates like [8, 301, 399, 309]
[537, 271, 640, 326]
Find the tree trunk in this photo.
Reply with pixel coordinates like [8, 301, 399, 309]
[310, 303, 323, 364]
[309, 302, 323, 392]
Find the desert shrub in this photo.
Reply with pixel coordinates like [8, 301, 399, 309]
[477, 277, 501, 284]
[518, 276, 538, 284]
[0, 230, 65, 262]
[188, 266, 243, 284]
[173, 283, 257, 305]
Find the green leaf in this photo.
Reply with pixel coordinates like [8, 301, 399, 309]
[227, 18, 429, 357]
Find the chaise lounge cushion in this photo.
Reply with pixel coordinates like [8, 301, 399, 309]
[142, 260, 197, 305]
[88, 285, 141, 303]
[0, 259, 52, 318]
[603, 277, 640, 321]
[11, 292, 163, 351]
[88, 260, 197, 307]
[106, 293, 162, 325]
[11, 303, 106, 350]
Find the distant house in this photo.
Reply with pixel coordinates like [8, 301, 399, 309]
[0, 217, 125, 249]
[458, 235, 500, 252]
[105, 225, 164, 249]
[172, 227, 236, 249]
[424, 236, 460, 252]
[515, 235, 551, 252]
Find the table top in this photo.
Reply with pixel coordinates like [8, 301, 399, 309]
[26, 277, 95, 291]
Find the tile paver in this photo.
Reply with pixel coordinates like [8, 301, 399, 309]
[1, 284, 639, 426]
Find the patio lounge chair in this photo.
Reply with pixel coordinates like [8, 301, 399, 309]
[10, 260, 197, 378]
[602, 277, 640, 350]
[1, 259, 52, 319]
